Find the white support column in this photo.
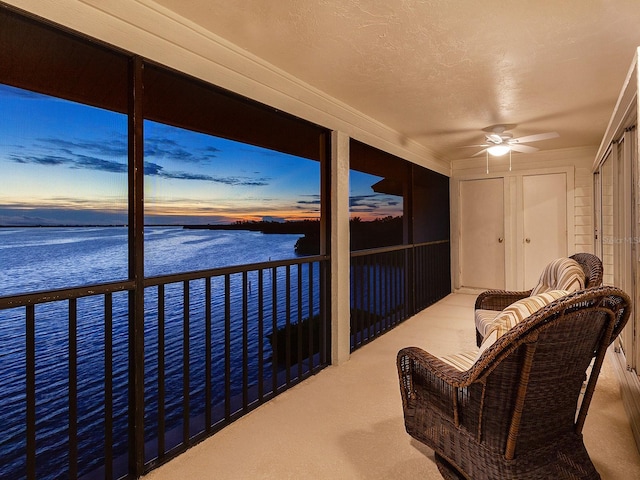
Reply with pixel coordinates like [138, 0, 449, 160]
[331, 130, 351, 365]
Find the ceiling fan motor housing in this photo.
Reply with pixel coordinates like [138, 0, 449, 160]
[487, 132, 513, 145]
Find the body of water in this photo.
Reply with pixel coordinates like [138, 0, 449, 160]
[0, 227, 318, 479]
[0, 226, 305, 296]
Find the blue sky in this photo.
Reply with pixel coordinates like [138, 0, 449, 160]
[0, 84, 402, 225]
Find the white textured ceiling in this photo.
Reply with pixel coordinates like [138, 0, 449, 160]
[152, 0, 640, 162]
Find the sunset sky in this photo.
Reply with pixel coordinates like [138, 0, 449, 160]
[0, 84, 402, 226]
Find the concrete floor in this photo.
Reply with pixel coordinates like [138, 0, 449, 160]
[144, 293, 640, 479]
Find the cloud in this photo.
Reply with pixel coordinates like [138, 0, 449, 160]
[144, 135, 220, 163]
[74, 154, 128, 173]
[143, 161, 163, 176]
[294, 193, 401, 216]
[41, 137, 128, 158]
[349, 194, 402, 213]
[203, 146, 222, 155]
[349, 194, 381, 211]
[10, 152, 127, 173]
[297, 195, 321, 206]
[143, 160, 270, 185]
[8, 137, 270, 186]
[11, 154, 69, 166]
[296, 195, 321, 213]
[235, 178, 271, 186]
[39, 136, 217, 166]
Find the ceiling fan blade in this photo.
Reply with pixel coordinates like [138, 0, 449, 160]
[458, 144, 490, 148]
[510, 144, 539, 153]
[472, 148, 489, 157]
[510, 131, 559, 143]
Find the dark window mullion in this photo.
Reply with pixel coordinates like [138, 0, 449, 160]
[127, 54, 145, 477]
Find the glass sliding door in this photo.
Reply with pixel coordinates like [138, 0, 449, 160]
[595, 128, 638, 372]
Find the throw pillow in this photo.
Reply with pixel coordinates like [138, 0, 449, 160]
[531, 257, 585, 295]
[479, 289, 569, 355]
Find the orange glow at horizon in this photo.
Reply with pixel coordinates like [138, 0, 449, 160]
[143, 200, 319, 222]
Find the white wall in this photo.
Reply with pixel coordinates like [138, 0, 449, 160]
[451, 146, 596, 290]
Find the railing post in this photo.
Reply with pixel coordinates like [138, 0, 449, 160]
[408, 245, 416, 316]
[26, 305, 36, 480]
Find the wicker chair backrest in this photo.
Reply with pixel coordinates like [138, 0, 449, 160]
[570, 252, 603, 289]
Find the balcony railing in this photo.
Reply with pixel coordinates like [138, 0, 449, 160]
[0, 240, 450, 480]
[0, 255, 329, 480]
[350, 240, 450, 350]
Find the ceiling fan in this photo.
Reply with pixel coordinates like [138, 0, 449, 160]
[470, 125, 559, 157]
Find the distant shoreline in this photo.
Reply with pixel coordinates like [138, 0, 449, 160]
[0, 221, 318, 232]
[0, 224, 189, 228]
[0, 224, 129, 228]
[0, 217, 403, 253]
[184, 220, 319, 234]
[0, 224, 242, 228]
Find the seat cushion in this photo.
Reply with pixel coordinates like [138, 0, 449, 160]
[531, 257, 585, 295]
[479, 289, 569, 354]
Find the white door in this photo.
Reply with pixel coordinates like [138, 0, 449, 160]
[522, 173, 567, 288]
[459, 177, 505, 289]
[605, 130, 637, 371]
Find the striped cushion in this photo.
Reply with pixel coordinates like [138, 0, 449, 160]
[440, 349, 479, 372]
[479, 289, 569, 354]
[531, 257, 585, 295]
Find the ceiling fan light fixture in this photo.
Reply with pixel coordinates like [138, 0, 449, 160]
[487, 145, 511, 156]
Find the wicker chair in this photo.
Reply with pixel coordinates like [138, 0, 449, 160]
[475, 253, 604, 346]
[397, 286, 630, 480]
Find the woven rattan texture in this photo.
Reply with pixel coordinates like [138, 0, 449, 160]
[398, 285, 630, 480]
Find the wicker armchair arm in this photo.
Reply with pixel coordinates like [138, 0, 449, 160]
[397, 347, 479, 428]
[397, 347, 469, 400]
[474, 289, 532, 311]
